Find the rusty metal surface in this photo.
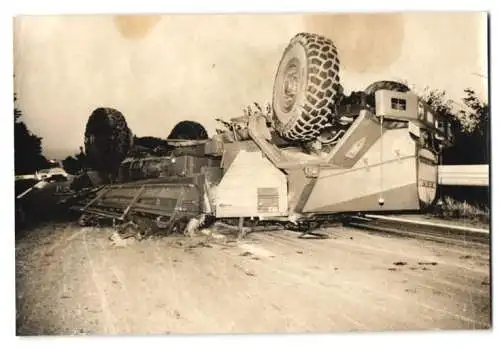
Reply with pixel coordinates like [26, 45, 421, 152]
[75, 181, 203, 221]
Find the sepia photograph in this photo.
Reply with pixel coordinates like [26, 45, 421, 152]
[12, 11, 491, 337]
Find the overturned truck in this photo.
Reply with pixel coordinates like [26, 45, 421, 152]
[67, 32, 454, 237]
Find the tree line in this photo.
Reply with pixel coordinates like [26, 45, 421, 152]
[421, 88, 489, 208]
[14, 93, 52, 175]
[422, 88, 489, 165]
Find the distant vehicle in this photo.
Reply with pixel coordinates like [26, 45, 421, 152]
[34, 167, 69, 181]
[16, 167, 73, 228]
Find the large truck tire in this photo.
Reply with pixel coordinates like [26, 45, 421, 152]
[272, 32, 342, 142]
[168, 120, 209, 140]
[364, 80, 410, 95]
[84, 107, 133, 175]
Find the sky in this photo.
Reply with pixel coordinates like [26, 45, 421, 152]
[13, 12, 488, 160]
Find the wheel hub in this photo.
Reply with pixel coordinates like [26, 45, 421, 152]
[281, 59, 300, 112]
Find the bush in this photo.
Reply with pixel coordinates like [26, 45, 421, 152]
[434, 195, 489, 225]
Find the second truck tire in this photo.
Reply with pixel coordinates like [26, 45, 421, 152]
[364, 80, 410, 95]
[272, 32, 342, 142]
[84, 107, 133, 175]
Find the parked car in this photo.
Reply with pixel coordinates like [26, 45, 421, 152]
[34, 167, 69, 181]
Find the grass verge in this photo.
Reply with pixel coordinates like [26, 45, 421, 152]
[431, 196, 490, 226]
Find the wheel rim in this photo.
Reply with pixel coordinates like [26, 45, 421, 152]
[280, 58, 301, 113]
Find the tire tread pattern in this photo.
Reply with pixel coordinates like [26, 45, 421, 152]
[364, 80, 410, 95]
[273, 32, 342, 141]
[84, 107, 132, 174]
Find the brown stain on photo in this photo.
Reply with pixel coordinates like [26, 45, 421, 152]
[303, 13, 405, 73]
[114, 15, 161, 39]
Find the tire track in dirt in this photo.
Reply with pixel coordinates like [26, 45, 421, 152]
[44, 227, 88, 256]
[94, 238, 134, 333]
[248, 232, 487, 328]
[86, 233, 181, 334]
[152, 239, 319, 333]
[151, 240, 223, 333]
[273, 229, 490, 293]
[282, 228, 490, 275]
[82, 229, 118, 334]
[16, 223, 490, 334]
[208, 247, 316, 332]
[175, 240, 309, 333]
[342, 227, 491, 269]
[322, 229, 491, 293]
[320, 234, 490, 299]
[223, 241, 423, 331]
[56, 227, 104, 334]
[224, 249, 367, 332]
[254, 231, 489, 328]
[16, 225, 83, 334]
[262, 230, 490, 296]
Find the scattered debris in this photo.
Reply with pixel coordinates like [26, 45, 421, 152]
[296, 250, 304, 254]
[238, 244, 276, 259]
[418, 262, 438, 266]
[388, 267, 397, 271]
[70, 328, 90, 335]
[234, 264, 256, 277]
[185, 241, 213, 250]
[459, 255, 472, 260]
[405, 288, 417, 293]
[184, 217, 203, 237]
[298, 231, 331, 239]
[109, 231, 137, 247]
[240, 251, 253, 257]
[197, 227, 228, 244]
[271, 304, 281, 311]
[393, 261, 407, 266]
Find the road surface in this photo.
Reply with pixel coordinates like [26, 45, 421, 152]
[15, 222, 491, 335]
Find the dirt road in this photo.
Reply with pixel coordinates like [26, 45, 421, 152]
[15, 222, 491, 335]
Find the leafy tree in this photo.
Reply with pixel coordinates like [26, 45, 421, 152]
[420, 87, 489, 208]
[14, 93, 50, 174]
[61, 147, 87, 175]
[461, 88, 489, 137]
[420, 88, 489, 165]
